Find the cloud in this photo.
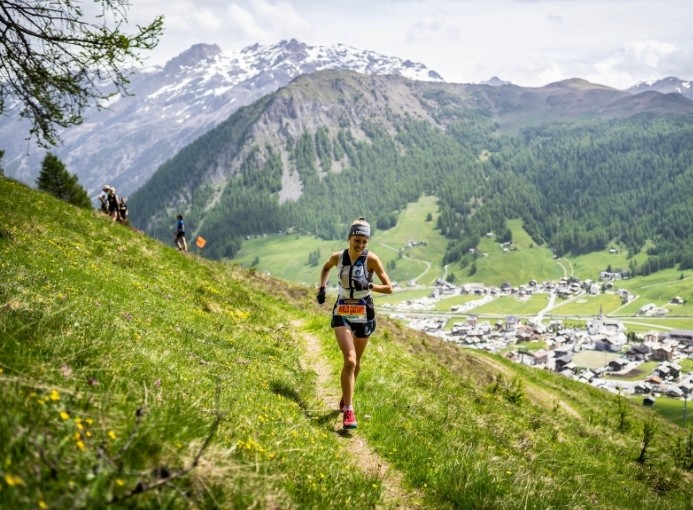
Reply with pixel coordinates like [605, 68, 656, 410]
[123, 0, 693, 88]
[226, 0, 309, 43]
[546, 13, 563, 25]
[588, 36, 679, 87]
[405, 12, 461, 44]
[193, 7, 224, 32]
[226, 3, 267, 40]
[624, 37, 677, 68]
[150, 1, 202, 32]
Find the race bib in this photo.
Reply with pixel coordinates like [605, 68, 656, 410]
[336, 298, 367, 322]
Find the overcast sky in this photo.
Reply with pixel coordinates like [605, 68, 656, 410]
[126, 0, 693, 89]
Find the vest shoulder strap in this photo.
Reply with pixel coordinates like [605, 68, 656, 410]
[357, 250, 369, 265]
[340, 249, 368, 267]
[341, 249, 351, 266]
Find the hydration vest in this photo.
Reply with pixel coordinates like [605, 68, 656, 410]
[337, 249, 373, 299]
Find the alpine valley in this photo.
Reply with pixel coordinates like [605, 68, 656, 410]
[126, 65, 693, 278]
[3, 39, 693, 278]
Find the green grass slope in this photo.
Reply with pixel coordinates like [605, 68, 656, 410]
[2, 176, 693, 509]
[447, 219, 566, 286]
[234, 195, 449, 287]
[233, 205, 612, 291]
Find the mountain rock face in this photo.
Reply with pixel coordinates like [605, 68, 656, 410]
[0, 39, 443, 198]
[2, 35, 690, 204]
[127, 69, 693, 259]
[481, 76, 512, 87]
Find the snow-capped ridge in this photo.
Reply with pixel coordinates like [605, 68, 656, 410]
[0, 39, 445, 198]
[163, 43, 222, 73]
[627, 76, 693, 100]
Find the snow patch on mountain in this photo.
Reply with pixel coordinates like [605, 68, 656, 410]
[0, 39, 443, 198]
[628, 76, 693, 100]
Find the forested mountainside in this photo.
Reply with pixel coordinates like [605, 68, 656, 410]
[128, 71, 693, 275]
[0, 39, 442, 197]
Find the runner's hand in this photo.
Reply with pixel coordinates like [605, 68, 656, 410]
[316, 287, 326, 304]
[351, 275, 371, 291]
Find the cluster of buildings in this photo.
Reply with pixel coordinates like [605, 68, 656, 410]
[385, 277, 692, 402]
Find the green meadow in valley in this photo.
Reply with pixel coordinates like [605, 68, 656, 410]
[235, 196, 693, 330]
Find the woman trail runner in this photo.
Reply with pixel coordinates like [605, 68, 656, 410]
[316, 217, 393, 429]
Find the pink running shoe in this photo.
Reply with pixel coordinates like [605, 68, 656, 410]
[339, 398, 347, 413]
[343, 409, 357, 429]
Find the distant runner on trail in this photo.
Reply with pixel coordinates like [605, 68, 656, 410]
[316, 217, 393, 430]
[174, 214, 188, 252]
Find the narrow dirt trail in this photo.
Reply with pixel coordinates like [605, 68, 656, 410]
[296, 321, 423, 509]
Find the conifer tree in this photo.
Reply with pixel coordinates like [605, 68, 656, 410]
[36, 153, 92, 209]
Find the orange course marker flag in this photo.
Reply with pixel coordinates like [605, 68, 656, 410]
[196, 236, 207, 248]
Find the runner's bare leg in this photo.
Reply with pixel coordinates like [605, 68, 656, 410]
[335, 326, 369, 407]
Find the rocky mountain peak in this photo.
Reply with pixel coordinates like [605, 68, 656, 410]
[278, 38, 309, 55]
[481, 76, 512, 87]
[628, 76, 693, 100]
[0, 40, 444, 199]
[163, 43, 222, 73]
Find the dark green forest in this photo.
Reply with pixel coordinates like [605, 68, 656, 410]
[129, 96, 693, 275]
[437, 115, 693, 275]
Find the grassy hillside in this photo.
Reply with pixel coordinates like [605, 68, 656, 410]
[2, 176, 693, 509]
[234, 202, 639, 289]
[234, 198, 568, 289]
[447, 219, 566, 286]
[233, 195, 449, 287]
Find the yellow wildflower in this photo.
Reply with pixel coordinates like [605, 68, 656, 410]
[4, 474, 25, 486]
[76, 440, 86, 451]
[39, 500, 48, 509]
[115, 479, 126, 486]
[108, 430, 117, 440]
[50, 389, 60, 401]
[60, 411, 70, 421]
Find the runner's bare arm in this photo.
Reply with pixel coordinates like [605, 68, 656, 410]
[368, 253, 393, 294]
[319, 251, 341, 288]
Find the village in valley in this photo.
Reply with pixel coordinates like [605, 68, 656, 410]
[380, 275, 693, 408]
